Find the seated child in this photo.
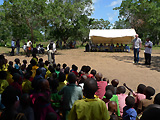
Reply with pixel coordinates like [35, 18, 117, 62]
[31, 53, 38, 65]
[32, 68, 43, 89]
[50, 78, 62, 112]
[108, 101, 118, 120]
[78, 65, 86, 77]
[95, 73, 108, 99]
[124, 83, 146, 110]
[38, 58, 43, 66]
[116, 86, 128, 117]
[17, 93, 34, 120]
[0, 86, 27, 120]
[89, 69, 97, 79]
[30, 59, 39, 78]
[84, 66, 91, 78]
[39, 62, 46, 78]
[44, 60, 49, 71]
[22, 60, 27, 70]
[9, 61, 13, 69]
[14, 58, 21, 70]
[111, 79, 119, 94]
[64, 67, 70, 81]
[22, 72, 33, 94]
[6, 66, 14, 84]
[57, 72, 66, 91]
[0, 71, 9, 94]
[60, 63, 67, 73]
[11, 73, 23, 96]
[58, 72, 83, 120]
[105, 85, 121, 117]
[45, 65, 55, 79]
[102, 90, 113, 108]
[68, 78, 110, 120]
[71, 64, 78, 76]
[55, 64, 60, 78]
[122, 96, 137, 120]
[78, 75, 87, 90]
[140, 93, 160, 120]
[31, 79, 60, 120]
[137, 86, 155, 114]
[21, 64, 26, 74]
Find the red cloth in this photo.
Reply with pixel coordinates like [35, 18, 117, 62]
[72, 71, 78, 76]
[29, 77, 34, 82]
[30, 91, 60, 120]
[87, 74, 94, 78]
[95, 81, 108, 99]
[10, 82, 22, 94]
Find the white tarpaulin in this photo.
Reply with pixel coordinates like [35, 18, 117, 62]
[89, 29, 137, 44]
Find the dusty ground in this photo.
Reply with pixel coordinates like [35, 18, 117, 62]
[1, 48, 160, 93]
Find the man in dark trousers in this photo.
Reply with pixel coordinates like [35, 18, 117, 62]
[11, 39, 15, 56]
[144, 38, 153, 65]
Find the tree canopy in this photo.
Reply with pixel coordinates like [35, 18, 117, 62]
[0, 0, 112, 44]
[114, 0, 160, 44]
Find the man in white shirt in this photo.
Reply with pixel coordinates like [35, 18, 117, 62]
[47, 41, 56, 52]
[132, 34, 142, 64]
[144, 38, 152, 65]
[47, 41, 56, 64]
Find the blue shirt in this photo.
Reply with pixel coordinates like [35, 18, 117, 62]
[11, 40, 15, 47]
[14, 64, 20, 70]
[123, 106, 137, 120]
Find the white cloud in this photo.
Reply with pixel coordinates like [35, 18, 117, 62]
[107, 0, 122, 7]
[109, 17, 113, 21]
[107, 11, 119, 22]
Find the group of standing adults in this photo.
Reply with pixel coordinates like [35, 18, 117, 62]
[132, 34, 153, 65]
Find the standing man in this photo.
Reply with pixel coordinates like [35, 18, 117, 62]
[47, 41, 56, 64]
[144, 38, 152, 65]
[11, 39, 15, 56]
[26, 40, 32, 57]
[132, 34, 142, 64]
[16, 39, 20, 55]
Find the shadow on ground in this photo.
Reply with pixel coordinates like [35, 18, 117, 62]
[111, 55, 160, 72]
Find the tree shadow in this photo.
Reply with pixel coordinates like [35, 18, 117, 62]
[111, 55, 160, 72]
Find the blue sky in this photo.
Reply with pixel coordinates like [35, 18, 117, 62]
[91, 0, 122, 24]
[0, 0, 3, 5]
[0, 0, 122, 24]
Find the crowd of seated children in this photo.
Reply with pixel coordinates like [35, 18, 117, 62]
[0, 54, 159, 120]
[90, 43, 127, 52]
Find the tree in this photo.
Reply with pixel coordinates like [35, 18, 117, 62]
[114, 0, 160, 44]
[47, 0, 93, 42]
[90, 18, 111, 29]
[2, 0, 48, 41]
[112, 19, 131, 29]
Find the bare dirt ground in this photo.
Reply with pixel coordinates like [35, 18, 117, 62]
[2, 48, 160, 93]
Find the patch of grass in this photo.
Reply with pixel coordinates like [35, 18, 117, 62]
[0, 47, 10, 54]
[152, 46, 160, 50]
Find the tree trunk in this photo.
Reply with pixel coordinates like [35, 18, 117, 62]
[25, 17, 34, 42]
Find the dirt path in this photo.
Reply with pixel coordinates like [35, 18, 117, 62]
[3, 48, 160, 93]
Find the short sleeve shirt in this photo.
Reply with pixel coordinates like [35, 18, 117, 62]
[132, 38, 142, 49]
[58, 84, 83, 110]
[123, 106, 137, 120]
[68, 98, 110, 120]
[144, 41, 153, 54]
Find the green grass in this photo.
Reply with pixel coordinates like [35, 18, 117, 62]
[0, 47, 10, 54]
